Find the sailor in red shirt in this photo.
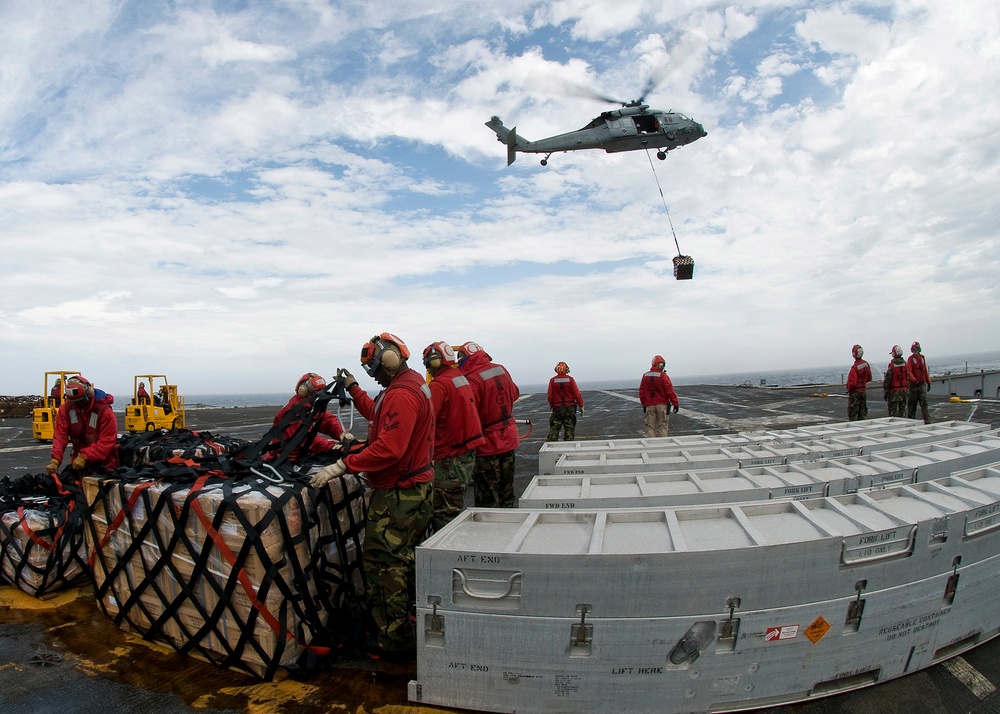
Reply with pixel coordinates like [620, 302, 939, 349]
[310, 332, 433, 659]
[458, 341, 520, 508]
[883, 345, 913, 418]
[423, 341, 486, 531]
[546, 361, 585, 441]
[906, 341, 932, 423]
[846, 344, 873, 421]
[639, 355, 680, 437]
[271, 372, 347, 461]
[46, 375, 119, 479]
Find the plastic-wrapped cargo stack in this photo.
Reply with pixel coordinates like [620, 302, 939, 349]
[0, 473, 88, 596]
[85, 423, 367, 680]
[84, 465, 366, 679]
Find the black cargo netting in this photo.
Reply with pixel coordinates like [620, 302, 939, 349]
[85, 380, 368, 679]
[0, 472, 89, 596]
[117, 429, 253, 468]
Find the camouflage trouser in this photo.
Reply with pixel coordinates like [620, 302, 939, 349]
[887, 390, 907, 418]
[644, 404, 670, 437]
[472, 450, 516, 508]
[363, 480, 434, 653]
[907, 384, 930, 423]
[847, 392, 868, 421]
[546, 406, 578, 441]
[430, 451, 475, 532]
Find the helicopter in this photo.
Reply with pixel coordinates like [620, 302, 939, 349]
[486, 95, 707, 166]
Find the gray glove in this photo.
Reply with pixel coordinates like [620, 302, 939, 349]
[337, 368, 358, 391]
[311, 459, 347, 488]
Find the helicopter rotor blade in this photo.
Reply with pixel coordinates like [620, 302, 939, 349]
[522, 72, 626, 105]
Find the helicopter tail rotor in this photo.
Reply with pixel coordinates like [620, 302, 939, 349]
[506, 128, 518, 166]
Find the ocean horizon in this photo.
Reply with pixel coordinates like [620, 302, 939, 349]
[181, 350, 1000, 409]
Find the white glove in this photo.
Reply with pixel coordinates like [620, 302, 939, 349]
[311, 459, 347, 488]
[340, 432, 355, 445]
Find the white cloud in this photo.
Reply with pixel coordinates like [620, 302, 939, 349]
[1, 0, 998, 397]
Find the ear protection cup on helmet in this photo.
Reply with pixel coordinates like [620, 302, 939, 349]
[296, 373, 326, 397]
[362, 333, 409, 376]
[381, 345, 402, 372]
[423, 341, 456, 371]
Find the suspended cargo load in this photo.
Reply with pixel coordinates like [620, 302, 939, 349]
[83, 466, 365, 679]
[537, 418, 982, 473]
[545, 421, 991, 475]
[521, 431, 1000, 509]
[0, 473, 88, 596]
[410, 467, 1000, 714]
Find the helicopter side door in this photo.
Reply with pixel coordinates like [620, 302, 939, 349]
[605, 116, 638, 137]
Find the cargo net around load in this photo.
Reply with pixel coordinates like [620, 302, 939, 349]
[0, 473, 89, 596]
[84, 381, 367, 679]
[117, 429, 253, 468]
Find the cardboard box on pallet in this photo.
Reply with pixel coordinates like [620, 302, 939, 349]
[83, 475, 343, 677]
[0, 507, 85, 594]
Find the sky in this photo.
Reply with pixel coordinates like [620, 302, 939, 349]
[2, 0, 999, 398]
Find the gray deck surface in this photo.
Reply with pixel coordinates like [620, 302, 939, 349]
[2, 384, 1000, 713]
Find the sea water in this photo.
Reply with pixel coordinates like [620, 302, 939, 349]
[184, 351, 999, 407]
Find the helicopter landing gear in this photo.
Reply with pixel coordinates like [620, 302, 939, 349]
[540, 152, 553, 166]
[656, 150, 667, 160]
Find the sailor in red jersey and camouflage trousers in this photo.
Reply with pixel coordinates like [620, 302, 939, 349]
[546, 361, 585, 441]
[422, 341, 486, 532]
[458, 341, 521, 508]
[883, 345, 913, 418]
[906, 341, 932, 423]
[846, 345, 873, 421]
[311, 332, 434, 659]
[46, 375, 118, 479]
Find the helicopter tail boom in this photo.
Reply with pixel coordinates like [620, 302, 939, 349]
[486, 116, 524, 165]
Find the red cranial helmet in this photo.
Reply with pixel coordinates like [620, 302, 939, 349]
[64, 376, 92, 403]
[296, 373, 326, 397]
[361, 332, 410, 377]
[651, 355, 666, 369]
[911, 341, 921, 354]
[423, 341, 457, 370]
[555, 362, 569, 375]
[852, 344, 863, 359]
[458, 341, 482, 359]
[891, 345, 903, 358]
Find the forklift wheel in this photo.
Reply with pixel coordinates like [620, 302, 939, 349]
[145, 422, 155, 431]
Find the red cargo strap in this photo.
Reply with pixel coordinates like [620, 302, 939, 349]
[88, 479, 155, 568]
[16, 472, 78, 553]
[185, 474, 331, 657]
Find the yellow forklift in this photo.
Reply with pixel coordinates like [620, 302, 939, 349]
[32, 370, 82, 441]
[124, 374, 186, 432]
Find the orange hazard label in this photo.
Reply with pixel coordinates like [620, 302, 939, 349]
[805, 616, 831, 644]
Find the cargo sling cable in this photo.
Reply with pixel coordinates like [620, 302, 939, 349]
[645, 147, 694, 280]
